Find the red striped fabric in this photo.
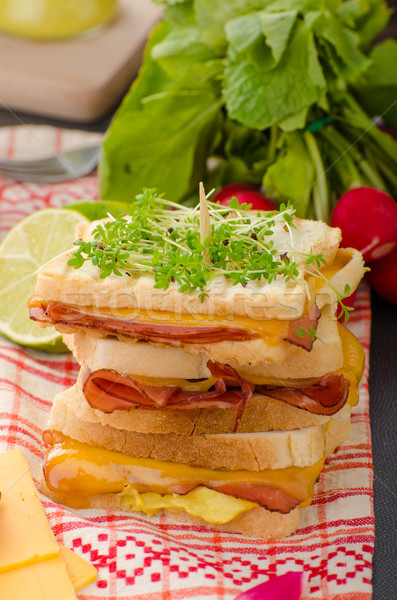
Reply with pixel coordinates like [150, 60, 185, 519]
[0, 126, 374, 599]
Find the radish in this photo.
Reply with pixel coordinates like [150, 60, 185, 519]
[214, 183, 277, 211]
[367, 246, 397, 304]
[331, 187, 397, 262]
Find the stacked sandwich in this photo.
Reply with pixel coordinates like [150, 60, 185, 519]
[29, 191, 365, 539]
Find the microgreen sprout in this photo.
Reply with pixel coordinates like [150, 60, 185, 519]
[67, 189, 304, 301]
[337, 284, 355, 323]
[294, 325, 318, 341]
[305, 251, 327, 269]
[67, 189, 355, 323]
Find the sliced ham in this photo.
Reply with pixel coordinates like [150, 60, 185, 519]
[29, 302, 256, 344]
[83, 361, 349, 425]
[30, 300, 320, 350]
[83, 362, 255, 431]
[256, 374, 350, 416]
[284, 304, 321, 351]
[153, 481, 299, 513]
[210, 483, 300, 513]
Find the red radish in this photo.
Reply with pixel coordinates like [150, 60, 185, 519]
[378, 125, 397, 139]
[214, 183, 277, 211]
[367, 246, 397, 304]
[331, 187, 397, 262]
[214, 182, 256, 200]
[336, 290, 357, 322]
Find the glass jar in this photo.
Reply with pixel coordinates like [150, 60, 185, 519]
[0, 0, 118, 40]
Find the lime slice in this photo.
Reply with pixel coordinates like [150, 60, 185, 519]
[0, 208, 89, 352]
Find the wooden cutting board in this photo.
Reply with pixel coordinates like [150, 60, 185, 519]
[0, 0, 161, 122]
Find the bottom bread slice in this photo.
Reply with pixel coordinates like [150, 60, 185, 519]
[41, 385, 352, 540]
[41, 480, 301, 540]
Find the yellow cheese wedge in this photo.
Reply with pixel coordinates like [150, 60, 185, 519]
[0, 555, 76, 600]
[0, 545, 97, 598]
[0, 449, 97, 598]
[58, 544, 98, 591]
[0, 449, 59, 573]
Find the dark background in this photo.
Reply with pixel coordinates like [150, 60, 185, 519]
[1, 4, 397, 598]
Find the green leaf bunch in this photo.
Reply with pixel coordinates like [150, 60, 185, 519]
[98, 0, 397, 222]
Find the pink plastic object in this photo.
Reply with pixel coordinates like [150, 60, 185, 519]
[235, 571, 303, 600]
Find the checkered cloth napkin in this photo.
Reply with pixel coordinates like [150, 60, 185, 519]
[0, 126, 374, 599]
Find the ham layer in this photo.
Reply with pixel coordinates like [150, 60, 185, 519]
[83, 362, 350, 424]
[84, 362, 255, 431]
[30, 302, 255, 344]
[29, 300, 320, 350]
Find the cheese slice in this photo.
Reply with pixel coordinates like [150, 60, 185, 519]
[335, 324, 365, 408]
[43, 432, 325, 511]
[0, 555, 76, 600]
[0, 450, 97, 598]
[0, 449, 59, 573]
[58, 545, 97, 591]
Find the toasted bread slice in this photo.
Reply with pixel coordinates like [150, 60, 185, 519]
[47, 385, 349, 471]
[33, 219, 364, 321]
[65, 301, 342, 370]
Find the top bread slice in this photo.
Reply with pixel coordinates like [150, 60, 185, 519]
[32, 216, 364, 321]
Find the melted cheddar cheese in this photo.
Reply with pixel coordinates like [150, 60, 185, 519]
[336, 324, 365, 407]
[43, 432, 324, 520]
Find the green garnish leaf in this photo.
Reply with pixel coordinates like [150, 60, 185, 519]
[293, 325, 318, 342]
[224, 17, 326, 130]
[305, 250, 327, 268]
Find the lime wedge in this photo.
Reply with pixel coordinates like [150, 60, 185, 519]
[0, 208, 89, 352]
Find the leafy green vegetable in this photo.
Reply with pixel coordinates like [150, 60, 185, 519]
[100, 89, 222, 203]
[224, 16, 326, 129]
[63, 200, 132, 221]
[313, 10, 371, 80]
[99, 0, 397, 221]
[263, 132, 314, 217]
[224, 9, 297, 72]
[354, 39, 397, 129]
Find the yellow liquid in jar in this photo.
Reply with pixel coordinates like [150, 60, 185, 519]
[0, 0, 117, 40]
